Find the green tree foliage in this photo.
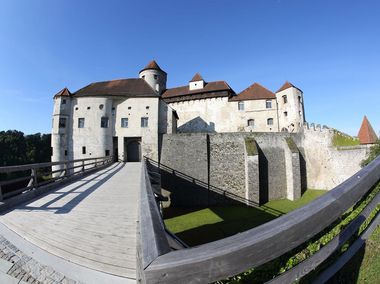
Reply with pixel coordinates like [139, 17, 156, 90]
[0, 130, 51, 166]
[0, 130, 27, 166]
[361, 140, 380, 167]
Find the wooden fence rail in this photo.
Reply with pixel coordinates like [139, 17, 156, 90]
[0, 156, 113, 201]
[138, 155, 380, 283]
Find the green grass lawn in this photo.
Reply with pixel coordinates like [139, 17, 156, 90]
[164, 189, 326, 246]
[332, 131, 360, 147]
[327, 224, 380, 284]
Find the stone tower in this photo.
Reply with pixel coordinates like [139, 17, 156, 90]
[275, 81, 305, 132]
[51, 88, 72, 175]
[139, 60, 167, 94]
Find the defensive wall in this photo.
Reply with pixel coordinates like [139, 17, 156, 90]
[156, 124, 370, 206]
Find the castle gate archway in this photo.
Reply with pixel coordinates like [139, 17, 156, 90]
[125, 138, 141, 162]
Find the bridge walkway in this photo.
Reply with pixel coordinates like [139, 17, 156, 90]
[0, 162, 140, 283]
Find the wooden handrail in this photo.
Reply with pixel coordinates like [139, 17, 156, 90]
[139, 155, 380, 283]
[0, 156, 111, 173]
[0, 156, 114, 201]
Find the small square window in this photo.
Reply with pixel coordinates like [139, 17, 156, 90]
[75, 107, 79, 111]
[141, 117, 149, 128]
[146, 106, 150, 109]
[128, 106, 132, 110]
[87, 106, 91, 110]
[105, 150, 110, 156]
[99, 104, 104, 110]
[284, 111, 288, 117]
[59, 118, 66, 128]
[142, 75, 145, 79]
[101, 117, 109, 128]
[121, 118, 129, 128]
[62, 99, 66, 104]
[78, 118, 85, 128]
[82, 146, 86, 154]
[266, 100, 272, 109]
[247, 119, 255, 127]
[154, 75, 158, 80]
[267, 118, 274, 126]
[64, 150, 68, 156]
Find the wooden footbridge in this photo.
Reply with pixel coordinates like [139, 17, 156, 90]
[0, 155, 379, 283]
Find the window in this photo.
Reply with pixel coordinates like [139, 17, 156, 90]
[142, 75, 145, 79]
[128, 106, 132, 110]
[238, 101, 244, 111]
[141, 117, 149, 128]
[99, 104, 104, 110]
[101, 117, 109, 128]
[51, 147, 53, 156]
[78, 118, 85, 128]
[247, 119, 255, 127]
[62, 99, 66, 104]
[284, 111, 288, 117]
[267, 118, 274, 125]
[121, 118, 129, 128]
[64, 150, 68, 156]
[283, 95, 287, 104]
[87, 106, 91, 110]
[146, 106, 150, 109]
[82, 147, 86, 154]
[105, 150, 110, 156]
[154, 75, 158, 80]
[266, 100, 272, 109]
[75, 107, 79, 111]
[59, 118, 66, 128]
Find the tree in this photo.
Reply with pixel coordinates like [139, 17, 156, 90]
[0, 130, 27, 166]
[361, 140, 380, 167]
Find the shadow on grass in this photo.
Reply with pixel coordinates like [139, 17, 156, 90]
[165, 206, 283, 247]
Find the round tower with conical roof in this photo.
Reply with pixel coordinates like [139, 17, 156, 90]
[139, 60, 167, 94]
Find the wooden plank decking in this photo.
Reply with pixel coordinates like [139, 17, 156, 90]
[0, 162, 140, 281]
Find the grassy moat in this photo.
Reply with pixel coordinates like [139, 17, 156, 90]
[164, 189, 326, 246]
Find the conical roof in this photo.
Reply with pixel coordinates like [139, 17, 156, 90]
[189, 73, 204, 82]
[358, 116, 378, 144]
[139, 60, 166, 74]
[276, 81, 302, 93]
[53, 87, 71, 98]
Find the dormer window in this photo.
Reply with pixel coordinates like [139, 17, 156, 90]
[189, 73, 205, 90]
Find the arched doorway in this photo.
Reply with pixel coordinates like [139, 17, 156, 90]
[125, 138, 141, 162]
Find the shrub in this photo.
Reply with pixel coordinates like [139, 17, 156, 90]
[361, 140, 380, 167]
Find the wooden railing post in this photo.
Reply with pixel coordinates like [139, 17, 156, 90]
[64, 162, 68, 178]
[31, 168, 38, 189]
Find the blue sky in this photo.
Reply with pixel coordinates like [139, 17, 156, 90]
[0, 0, 379, 135]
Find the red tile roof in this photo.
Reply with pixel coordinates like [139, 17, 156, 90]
[229, 83, 275, 101]
[139, 60, 166, 74]
[73, 78, 158, 97]
[189, 73, 204, 82]
[358, 116, 378, 144]
[162, 81, 233, 99]
[276, 81, 302, 93]
[54, 88, 71, 98]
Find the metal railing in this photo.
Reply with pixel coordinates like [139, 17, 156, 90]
[0, 156, 113, 201]
[137, 155, 380, 283]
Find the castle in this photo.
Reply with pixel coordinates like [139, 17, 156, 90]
[51, 60, 305, 164]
